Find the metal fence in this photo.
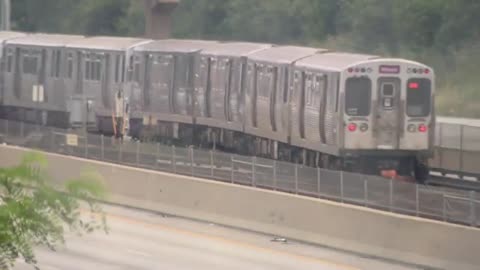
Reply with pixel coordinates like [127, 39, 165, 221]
[431, 122, 480, 176]
[0, 118, 479, 228]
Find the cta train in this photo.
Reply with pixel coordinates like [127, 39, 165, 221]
[0, 31, 435, 181]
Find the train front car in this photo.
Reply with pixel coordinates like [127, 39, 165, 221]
[341, 58, 435, 182]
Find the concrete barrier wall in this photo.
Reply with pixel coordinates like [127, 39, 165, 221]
[1, 145, 480, 270]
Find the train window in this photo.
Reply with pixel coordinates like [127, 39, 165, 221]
[55, 50, 61, 77]
[50, 51, 55, 77]
[67, 53, 73, 78]
[23, 55, 38, 75]
[121, 55, 126, 82]
[406, 78, 431, 117]
[85, 60, 90, 80]
[314, 75, 324, 106]
[335, 77, 341, 112]
[115, 55, 120, 82]
[134, 62, 140, 83]
[283, 69, 289, 103]
[94, 62, 101, 80]
[345, 77, 371, 116]
[85, 55, 101, 81]
[305, 74, 314, 106]
[6, 51, 12, 73]
[382, 83, 394, 96]
[50, 50, 61, 78]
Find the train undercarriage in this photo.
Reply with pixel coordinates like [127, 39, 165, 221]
[131, 119, 430, 183]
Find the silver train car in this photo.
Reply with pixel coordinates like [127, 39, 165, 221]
[0, 31, 435, 181]
[64, 36, 151, 134]
[130, 39, 218, 142]
[193, 42, 273, 151]
[2, 33, 85, 126]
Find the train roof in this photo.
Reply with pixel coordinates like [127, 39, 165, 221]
[0, 31, 28, 43]
[134, 39, 218, 53]
[200, 42, 273, 57]
[5, 33, 85, 47]
[295, 52, 379, 71]
[66, 36, 151, 51]
[248, 46, 327, 64]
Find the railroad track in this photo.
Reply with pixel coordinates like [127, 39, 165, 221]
[426, 174, 480, 192]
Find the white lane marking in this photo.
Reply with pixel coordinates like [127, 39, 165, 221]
[125, 248, 152, 258]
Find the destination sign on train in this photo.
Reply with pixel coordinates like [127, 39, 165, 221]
[379, 65, 400, 74]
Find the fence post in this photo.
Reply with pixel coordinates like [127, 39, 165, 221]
[459, 124, 464, 173]
[470, 191, 476, 226]
[230, 155, 234, 183]
[294, 163, 298, 194]
[273, 160, 277, 190]
[190, 146, 194, 176]
[415, 184, 420, 217]
[172, 145, 176, 173]
[156, 143, 160, 170]
[136, 140, 140, 166]
[389, 179, 394, 212]
[84, 133, 88, 158]
[100, 135, 104, 160]
[209, 150, 214, 177]
[4, 119, 8, 137]
[252, 156, 256, 187]
[442, 193, 447, 222]
[439, 123, 443, 168]
[317, 167, 321, 197]
[50, 127, 55, 152]
[340, 171, 344, 203]
[364, 178, 368, 207]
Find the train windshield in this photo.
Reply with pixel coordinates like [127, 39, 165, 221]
[345, 77, 371, 116]
[406, 78, 431, 117]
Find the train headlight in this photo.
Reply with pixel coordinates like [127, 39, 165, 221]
[407, 124, 416, 132]
[359, 123, 368, 132]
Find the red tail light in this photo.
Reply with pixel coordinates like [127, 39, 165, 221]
[418, 124, 428, 132]
[347, 123, 357, 132]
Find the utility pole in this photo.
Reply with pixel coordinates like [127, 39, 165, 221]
[144, 0, 179, 39]
[1, 0, 10, 31]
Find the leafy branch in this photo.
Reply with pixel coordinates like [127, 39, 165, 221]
[0, 152, 108, 270]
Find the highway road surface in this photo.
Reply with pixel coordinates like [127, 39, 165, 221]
[12, 205, 425, 270]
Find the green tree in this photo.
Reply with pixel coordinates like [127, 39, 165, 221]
[0, 152, 108, 270]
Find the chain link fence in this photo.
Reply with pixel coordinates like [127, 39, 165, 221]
[0, 119, 479, 227]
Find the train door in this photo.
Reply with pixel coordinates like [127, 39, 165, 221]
[375, 77, 401, 149]
[38, 48, 47, 124]
[298, 71, 306, 139]
[101, 54, 111, 110]
[142, 53, 151, 110]
[13, 48, 21, 101]
[251, 63, 258, 127]
[75, 51, 84, 95]
[225, 59, 234, 122]
[269, 66, 278, 131]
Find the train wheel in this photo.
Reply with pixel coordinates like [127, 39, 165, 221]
[414, 159, 429, 184]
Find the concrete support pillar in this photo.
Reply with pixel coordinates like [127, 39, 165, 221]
[1, 0, 11, 30]
[144, 0, 179, 39]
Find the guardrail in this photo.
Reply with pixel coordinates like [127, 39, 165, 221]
[1, 118, 479, 228]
